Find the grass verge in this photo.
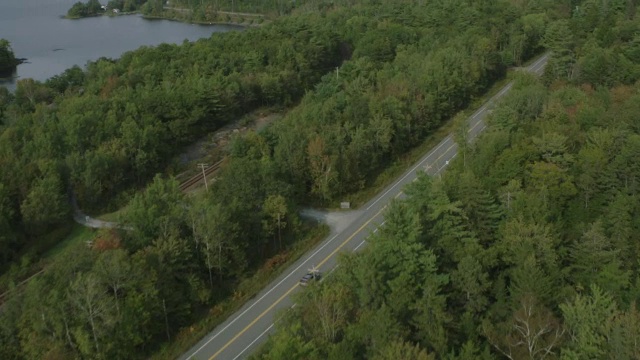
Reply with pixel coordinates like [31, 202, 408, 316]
[149, 223, 330, 360]
[0, 223, 96, 301]
[150, 70, 513, 355]
[95, 206, 129, 222]
[43, 223, 96, 258]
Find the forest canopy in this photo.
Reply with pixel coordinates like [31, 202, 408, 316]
[0, 0, 609, 359]
[253, 1, 640, 358]
[0, 0, 552, 277]
[0, 39, 19, 74]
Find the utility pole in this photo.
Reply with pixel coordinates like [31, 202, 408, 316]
[277, 212, 281, 251]
[162, 298, 170, 341]
[198, 163, 209, 191]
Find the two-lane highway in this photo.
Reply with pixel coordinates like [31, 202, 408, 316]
[181, 53, 549, 360]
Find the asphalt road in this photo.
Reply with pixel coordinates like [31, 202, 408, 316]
[180, 53, 549, 360]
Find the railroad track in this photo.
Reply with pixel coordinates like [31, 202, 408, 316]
[1, 161, 225, 308]
[0, 268, 45, 308]
[179, 159, 225, 192]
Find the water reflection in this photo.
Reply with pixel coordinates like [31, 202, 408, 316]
[0, 0, 240, 91]
[0, 69, 18, 90]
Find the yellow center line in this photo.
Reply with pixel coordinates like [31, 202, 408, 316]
[207, 54, 548, 360]
[467, 82, 518, 133]
[425, 143, 456, 170]
[466, 55, 546, 134]
[468, 117, 484, 133]
[316, 205, 386, 268]
[209, 285, 298, 359]
[209, 205, 387, 360]
[397, 142, 458, 197]
[433, 143, 456, 165]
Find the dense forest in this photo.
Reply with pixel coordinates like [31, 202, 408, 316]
[67, 0, 288, 19]
[69, 0, 338, 18]
[0, 0, 584, 359]
[0, 12, 344, 268]
[254, 2, 640, 359]
[67, 0, 104, 18]
[67, 0, 147, 17]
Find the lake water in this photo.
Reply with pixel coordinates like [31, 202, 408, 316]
[0, 0, 240, 90]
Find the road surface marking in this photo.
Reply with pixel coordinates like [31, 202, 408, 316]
[415, 142, 459, 182]
[529, 53, 549, 72]
[316, 206, 386, 268]
[192, 52, 550, 360]
[232, 215, 384, 358]
[406, 144, 459, 193]
[468, 119, 485, 133]
[366, 136, 453, 210]
[232, 323, 275, 360]
[208, 136, 460, 359]
[188, 228, 351, 356]
[467, 84, 512, 133]
[209, 285, 298, 359]
[465, 54, 547, 137]
[366, 102, 483, 211]
[209, 205, 387, 359]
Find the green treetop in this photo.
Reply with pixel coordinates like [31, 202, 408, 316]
[0, 39, 18, 74]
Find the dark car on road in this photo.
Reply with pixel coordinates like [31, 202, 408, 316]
[299, 272, 321, 287]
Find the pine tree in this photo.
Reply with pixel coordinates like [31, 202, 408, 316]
[560, 285, 618, 359]
[453, 171, 504, 246]
[604, 192, 636, 267]
[569, 221, 631, 299]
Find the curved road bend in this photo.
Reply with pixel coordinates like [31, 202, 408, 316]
[181, 53, 549, 360]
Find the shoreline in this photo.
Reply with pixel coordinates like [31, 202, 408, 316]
[63, 10, 142, 20]
[1, 11, 249, 90]
[142, 14, 260, 28]
[63, 10, 262, 28]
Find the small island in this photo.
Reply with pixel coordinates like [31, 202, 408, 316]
[67, 0, 106, 18]
[66, 0, 144, 18]
[0, 39, 21, 75]
[65, 0, 264, 26]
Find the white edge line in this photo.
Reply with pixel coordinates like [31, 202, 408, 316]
[195, 203, 386, 358]
[227, 127, 464, 359]
[468, 119, 485, 133]
[236, 218, 384, 358]
[366, 55, 542, 213]
[468, 54, 546, 135]
[187, 230, 343, 357]
[354, 240, 366, 251]
[232, 323, 275, 360]
[366, 136, 453, 210]
[528, 54, 545, 70]
[193, 52, 548, 360]
[530, 53, 549, 70]
[436, 153, 458, 172]
[229, 148, 463, 358]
